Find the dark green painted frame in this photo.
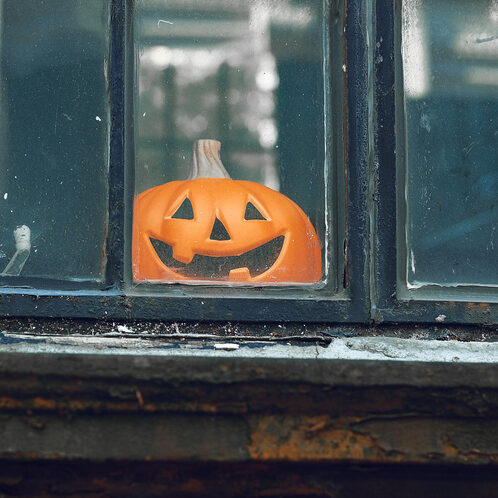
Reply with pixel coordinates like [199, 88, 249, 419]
[372, 0, 497, 324]
[0, 0, 371, 323]
[0, 0, 495, 325]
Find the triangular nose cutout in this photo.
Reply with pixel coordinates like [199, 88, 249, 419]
[210, 217, 230, 241]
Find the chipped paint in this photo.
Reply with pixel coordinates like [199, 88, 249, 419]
[0, 333, 497, 362]
[248, 415, 398, 463]
[0, 334, 497, 466]
[247, 415, 498, 465]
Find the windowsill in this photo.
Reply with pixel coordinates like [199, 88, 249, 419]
[1, 326, 497, 466]
[1, 331, 497, 364]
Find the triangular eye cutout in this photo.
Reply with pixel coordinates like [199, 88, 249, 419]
[244, 201, 267, 220]
[171, 197, 194, 219]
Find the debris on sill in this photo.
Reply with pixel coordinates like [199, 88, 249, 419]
[214, 343, 240, 351]
[0, 333, 496, 363]
[117, 325, 136, 334]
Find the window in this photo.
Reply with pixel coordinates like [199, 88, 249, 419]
[374, 0, 497, 323]
[0, 0, 109, 284]
[0, 0, 495, 324]
[133, 1, 329, 286]
[398, 0, 498, 295]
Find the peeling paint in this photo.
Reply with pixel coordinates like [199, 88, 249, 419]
[0, 333, 496, 362]
[0, 353, 497, 466]
[0, 332, 45, 345]
[247, 415, 498, 465]
[248, 415, 399, 463]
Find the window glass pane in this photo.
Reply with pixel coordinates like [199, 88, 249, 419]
[401, 0, 498, 288]
[133, 0, 327, 285]
[0, 0, 109, 282]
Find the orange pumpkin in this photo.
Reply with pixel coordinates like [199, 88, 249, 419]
[133, 140, 321, 283]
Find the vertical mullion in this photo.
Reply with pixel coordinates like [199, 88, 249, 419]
[106, 0, 126, 289]
[374, 0, 401, 315]
[345, 0, 371, 320]
[370, 0, 397, 317]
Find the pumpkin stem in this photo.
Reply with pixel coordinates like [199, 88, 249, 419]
[189, 139, 231, 179]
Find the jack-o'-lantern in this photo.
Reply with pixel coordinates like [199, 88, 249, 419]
[133, 139, 321, 283]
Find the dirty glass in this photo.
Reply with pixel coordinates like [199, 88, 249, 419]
[133, 0, 328, 285]
[0, 0, 109, 282]
[400, 0, 498, 290]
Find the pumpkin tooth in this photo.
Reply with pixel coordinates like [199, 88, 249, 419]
[228, 267, 251, 281]
[172, 246, 195, 265]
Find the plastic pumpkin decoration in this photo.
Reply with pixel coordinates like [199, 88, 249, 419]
[132, 139, 321, 283]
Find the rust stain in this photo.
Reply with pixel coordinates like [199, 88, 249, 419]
[441, 437, 460, 459]
[465, 302, 488, 310]
[0, 397, 22, 409]
[439, 436, 498, 464]
[143, 402, 219, 413]
[185, 403, 218, 413]
[31, 397, 56, 410]
[247, 415, 402, 463]
[247, 415, 498, 465]
[465, 302, 490, 319]
[180, 478, 204, 493]
[14, 451, 38, 459]
[0, 396, 222, 415]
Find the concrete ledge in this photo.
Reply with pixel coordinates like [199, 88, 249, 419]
[1, 332, 497, 363]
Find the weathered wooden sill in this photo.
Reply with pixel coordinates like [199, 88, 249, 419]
[0, 329, 497, 467]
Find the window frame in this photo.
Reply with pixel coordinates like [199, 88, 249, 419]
[123, 0, 371, 323]
[0, 0, 495, 325]
[0, 0, 371, 323]
[373, 0, 498, 324]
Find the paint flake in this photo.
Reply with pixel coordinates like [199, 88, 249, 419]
[214, 343, 240, 351]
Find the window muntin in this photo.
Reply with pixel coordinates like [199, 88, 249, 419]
[399, 0, 498, 292]
[0, 0, 110, 282]
[133, 0, 332, 286]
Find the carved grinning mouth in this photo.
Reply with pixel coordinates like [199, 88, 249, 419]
[150, 236, 285, 280]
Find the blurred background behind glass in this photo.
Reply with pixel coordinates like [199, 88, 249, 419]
[402, 0, 498, 288]
[135, 0, 326, 247]
[0, 0, 109, 281]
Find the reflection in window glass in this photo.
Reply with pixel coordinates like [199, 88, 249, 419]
[401, 0, 498, 288]
[133, 0, 327, 284]
[0, 0, 109, 281]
